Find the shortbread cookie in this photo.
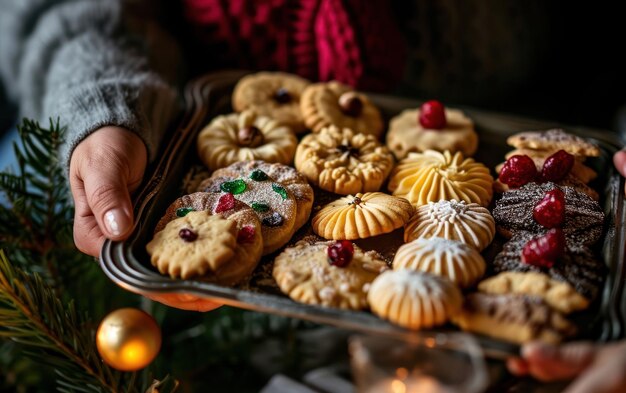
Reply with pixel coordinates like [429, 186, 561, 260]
[272, 239, 389, 310]
[507, 129, 600, 157]
[478, 272, 589, 314]
[492, 182, 604, 244]
[232, 72, 310, 133]
[197, 110, 297, 170]
[404, 200, 495, 251]
[452, 293, 576, 344]
[312, 193, 414, 240]
[197, 174, 298, 255]
[147, 210, 263, 285]
[208, 160, 314, 235]
[492, 231, 605, 301]
[300, 81, 384, 137]
[368, 270, 462, 330]
[388, 150, 494, 207]
[393, 238, 486, 288]
[501, 148, 597, 184]
[386, 107, 478, 159]
[295, 126, 395, 195]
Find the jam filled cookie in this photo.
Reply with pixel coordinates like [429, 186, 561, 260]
[404, 200, 495, 251]
[294, 126, 394, 195]
[300, 81, 384, 137]
[368, 270, 462, 330]
[232, 72, 311, 133]
[147, 208, 262, 285]
[386, 102, 478, 160]
[393, 238, 486, 288]
[272, 239, 389, 310]
[388, 150, 493, 207]
[197, 110, 297, 170]
[312, 192, 414, 240]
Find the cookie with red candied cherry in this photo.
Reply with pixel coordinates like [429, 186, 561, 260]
[386, 100, 478, 160]
[272, 237, 389, 310]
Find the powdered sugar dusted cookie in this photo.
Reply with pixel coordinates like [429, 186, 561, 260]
[507, 129, 600, 157]
[368, 269, 462, 330]
[272, 239, 389, 310]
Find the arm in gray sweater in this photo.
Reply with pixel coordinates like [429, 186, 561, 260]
[0, 0, 181, 170]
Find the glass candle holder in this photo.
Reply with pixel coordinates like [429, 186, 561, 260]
[349, 332, 487, 393]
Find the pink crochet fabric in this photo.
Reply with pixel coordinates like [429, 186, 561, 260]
[182, 0, 405, 91]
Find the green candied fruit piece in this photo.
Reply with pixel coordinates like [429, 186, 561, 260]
[272, 183, 288, 200]
[249, 169, 269, 181]
[176, 207, 195, 217]
[220, 179, 247, 195]
[251, 201, 270, 213]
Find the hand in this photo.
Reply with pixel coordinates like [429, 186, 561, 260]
[69, 126, 147, 257]
[613, 149, 626, 192]
[507, 340, 626, 393]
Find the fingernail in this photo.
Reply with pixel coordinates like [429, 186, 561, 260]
[104, 209, 122, 236]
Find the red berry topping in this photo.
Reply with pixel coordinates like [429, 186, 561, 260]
[237, 225, 256, 244]
[521, 228, 566, 268]
[327, 240, 354, 268]
[533, 189, 566, 228]
[541, 150, 575, 182]
[178, 228, 198, 242]
[499, 155, 538, 188]
[215, 193, 236, 213]
[418, 100, 447, 129]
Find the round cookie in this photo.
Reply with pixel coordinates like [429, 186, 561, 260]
[209, 160, 314, 232]
[147, 209, 263, 285]
[232, 72, 310, 133]
[502, 148, 597, 184]
[393, 238, 486, 288]
[300, 81, 384, 137]
[272, 239, 389, 310]
[388, 150, 494, 207]
[367, 270, 462, 330]
[312, 192, 414, 240]
[197, 110, 297, 170]
[405, 200, 495, 251]
[492, 182, 604, 245]
[386, 107, 478, 159]
[295, 126, 394, 195]
[506, 129, 600, 157]
[197, 175, 298, 255]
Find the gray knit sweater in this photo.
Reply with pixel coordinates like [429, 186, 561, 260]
[0, 0, 181, 171]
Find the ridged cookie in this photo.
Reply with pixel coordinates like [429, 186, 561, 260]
[312, 192, 414, 240]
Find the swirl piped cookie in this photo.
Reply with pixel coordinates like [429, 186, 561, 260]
[388, 150, 493, 207]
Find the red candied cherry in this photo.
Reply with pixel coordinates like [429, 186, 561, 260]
[418, 100, 447, 129]
[541, 150, 575, 182]
[237, 226, 256, 244]
[521, 228, 566, 268]
[178, 228, 198, 242]
[327, 240, 354, 267]
[533, 189, 566, 228]
[499, 155, 538, 188]
[215, 193, 236, 213]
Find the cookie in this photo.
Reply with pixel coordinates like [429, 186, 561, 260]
[272, 239, 389, 310]
[197, 110, 298, 170]
[388, 150, 494, 207]
[367, 270, 462, 330]
[312, 192, 414, 240]
[452, 293, 576, 344]
[492, 182, 604, 245]
[393, 238, 486, 288]
[404, 200, 495, 251]
[295, 126, 395, 195]
[197, 175, 298, 255]
[147, 209, 263, 285]
[501, 148, 597, 184]
[209, 160, 314, 236]
[300, 81, 384, 137]
[493, 173, 599, 201]
[507, 129, 601, 157]
[478, 272, 590, 314]
[492, 231, 606, 301]
[232, 72, 310, 133]
[386, 107, 478, 159]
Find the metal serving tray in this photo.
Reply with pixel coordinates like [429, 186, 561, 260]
[100, 70, 626, 359]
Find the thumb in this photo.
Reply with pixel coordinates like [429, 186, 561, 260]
[520, 341, 596, 382]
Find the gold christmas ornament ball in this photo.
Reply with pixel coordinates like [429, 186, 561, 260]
[96, 308, 161, 371]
